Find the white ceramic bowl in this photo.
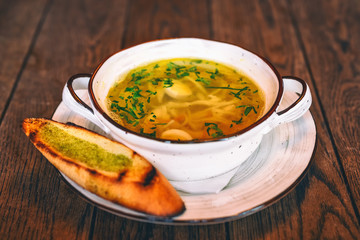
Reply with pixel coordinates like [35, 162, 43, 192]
[62, 38, 312, 183]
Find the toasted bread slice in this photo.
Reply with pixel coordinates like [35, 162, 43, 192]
[22, 118, 185, 217]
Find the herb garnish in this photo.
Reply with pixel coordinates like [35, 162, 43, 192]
[195, 76, 211, 85]
[206, 68, 220, 79]
[191, 59, 203, 64]
[232, 117, 243, 124]
[164, 62, 214, 85]
[140, 128, 156, 138]
[163, 78, 174, 88]
[237, 105, 258, 116]
[166, 62, 190, 78]
[190, 66, 212, 85]
[130, 69, 150, 84]
[205, 123, 224, 138]
[205, 86, 249, 91]
[108, 58, 263, 141]
[206, 85, 249, 100]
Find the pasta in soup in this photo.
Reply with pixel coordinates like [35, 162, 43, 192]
[106, 58, 265, 141]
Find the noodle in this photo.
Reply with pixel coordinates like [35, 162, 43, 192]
[106, 58, 265, 141]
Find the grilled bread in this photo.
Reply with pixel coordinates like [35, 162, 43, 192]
[22, 118, 185, 217]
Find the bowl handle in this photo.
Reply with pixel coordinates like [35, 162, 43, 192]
[271, 76, 312, 128]
[62, 74, 110, 133]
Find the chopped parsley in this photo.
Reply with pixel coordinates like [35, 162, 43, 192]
[163, 78, 174, 88]
[232, 117, 243, 124]
[205, 123, 224, 138]
[206, 68, 221, 79]
[237, 105, 258, 116]
[130, 69, 150, 84]
[107, 58, 264, 140]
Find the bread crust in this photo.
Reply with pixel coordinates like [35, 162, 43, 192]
[22, 118, 185, 217]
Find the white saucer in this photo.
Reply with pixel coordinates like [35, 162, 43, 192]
[52, 91, 316, 224]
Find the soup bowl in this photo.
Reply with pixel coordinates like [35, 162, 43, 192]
[62, 38, 312, 187]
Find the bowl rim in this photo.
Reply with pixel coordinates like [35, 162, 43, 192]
[88, 38, 284, 144]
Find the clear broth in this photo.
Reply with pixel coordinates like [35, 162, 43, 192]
[107, 58, 265, 141]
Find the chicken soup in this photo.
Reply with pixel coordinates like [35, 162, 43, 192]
[106, 58, 265, 141]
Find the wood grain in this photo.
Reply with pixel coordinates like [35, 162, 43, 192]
[0, 0, 359, 238]
[0, 0, 127, 239]
[121, 0, 211, 48]
[290, 0, 360, 211]
[0, 0, 48, 119]
[211, 0, 360, 238]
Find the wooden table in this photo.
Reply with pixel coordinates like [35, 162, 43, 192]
[1, 0, 359, 239]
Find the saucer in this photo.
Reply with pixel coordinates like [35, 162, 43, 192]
[52, 90, 316, 224]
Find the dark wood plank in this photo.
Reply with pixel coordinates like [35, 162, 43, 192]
[121, 0, 212, 48]
[290, 0, 360, 212]
[92, 211, 229, 240]
[211, 0, 360, 239]
[0, 0, 128, 238]
[1, 0, 358, 238]
[0, 0, 48, 119]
